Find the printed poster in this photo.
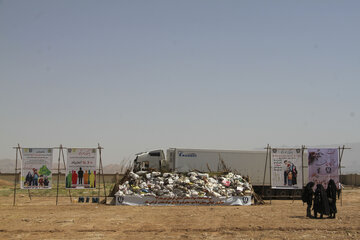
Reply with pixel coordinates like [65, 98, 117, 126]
[66, 148, 97, 189]
[271, 148, 303, 189]
[308, 148, 339, 188]
[21, 148, 53, 189]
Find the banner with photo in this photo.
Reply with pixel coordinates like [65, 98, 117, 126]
[66, 148, 97, 189]
[271, 148, 303, 189]
[308, 148, 339, 188]
[21, 148, 53, 189]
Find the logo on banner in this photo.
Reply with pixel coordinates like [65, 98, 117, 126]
[272, 149, 277, 153]
[116, 196, 124, 204]
[242, 197, 249, 204]
[296, 149, 301, 153]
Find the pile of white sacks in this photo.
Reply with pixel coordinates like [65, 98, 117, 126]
[116, 171, 253, 198]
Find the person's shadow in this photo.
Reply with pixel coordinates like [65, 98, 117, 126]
[290, 216, 327, 219]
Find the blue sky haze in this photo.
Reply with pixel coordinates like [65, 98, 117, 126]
[0, 0, 359, 165]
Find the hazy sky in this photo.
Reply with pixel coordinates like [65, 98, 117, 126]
[1, 0, 359, 164]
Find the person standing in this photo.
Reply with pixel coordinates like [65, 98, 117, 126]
[38, 175, 44, 187]
[94, 171, 96, 188]
[283, 160, 289, 185]
[89, 171, 95, 188]
[25, 171, 32, 186]
[66, 171, 72, 188]
[44, 176, 49, 187]
[288, 172, 292, 186]
[72, 170, 76, 185]
[288, 171, 293, 186]
[327, 179, 337, 218]
[33, 169, 39, 186]
[78, 168, 84, 185]
[84, 170, 89, 185]
[292, 166, 298, 185]
[302, 182, 315, 218]
[313, 184, 330, 219]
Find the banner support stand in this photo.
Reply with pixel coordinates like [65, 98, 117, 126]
[338, 145, 346, 207]
[13, 144, 20, 206]
[262, 144, 270, 200]
[97, 145, 101, 204]
[98, 143, 107, 204]
[61, 147, 72, 203]
[337, 145, 351, 206]
[301, 145, 305, 190]
[269, 146, 272, 205]
[17, 146, 32, 201]
[56, 144, 62, 205]
[301, 145, 305, 206]
[28, 189, 32, 201]
[19, 149, 32, 201]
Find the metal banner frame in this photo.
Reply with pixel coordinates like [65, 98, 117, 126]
[13, 144, 32, 206]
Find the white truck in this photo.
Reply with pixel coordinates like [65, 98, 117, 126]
[133, 148, 308, 197]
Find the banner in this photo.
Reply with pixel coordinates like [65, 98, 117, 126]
[271, 148, 303, 189]
[66, 148, 97, 189]
[308, 148, 339, 188]
[21, 148, 53, 189]
[114, 194, 252, 206]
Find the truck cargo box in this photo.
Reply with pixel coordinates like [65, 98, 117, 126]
[167, 148, 271, 186]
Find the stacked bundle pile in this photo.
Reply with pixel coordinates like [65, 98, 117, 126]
[116, 171, 254, 198]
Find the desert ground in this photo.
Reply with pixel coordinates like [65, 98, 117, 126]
[0, 181, 359, 240]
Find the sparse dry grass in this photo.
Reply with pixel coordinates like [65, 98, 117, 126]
[0, 184, 359, 239]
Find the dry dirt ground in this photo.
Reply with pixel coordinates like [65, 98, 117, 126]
[0, 188, 359, 240]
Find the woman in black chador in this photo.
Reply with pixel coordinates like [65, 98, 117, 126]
[25, 171, 33, 186]
[313, 184, 330, 219]
[302, 182, 315, 218]
[326, 179, 337, 218]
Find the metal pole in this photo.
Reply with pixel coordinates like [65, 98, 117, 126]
[262, 144, 269, 197]
[97, 147, 101, 204]
[17, 147, 31, 201]
[339, 145, 345, 179]
[302, 145, 305, 188]
[339, 145, 345, 206]
[301, 145, 305, 206]
[61, 147, 72, 203]
[269, 147, 272, 205]
[56, 145, 62, 205]
[16, 147, 31, 201]
[13, 145, 19, 206]
[98, 144, 107, 203]
[338, 146, 341, 207]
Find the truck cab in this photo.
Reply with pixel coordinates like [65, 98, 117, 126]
[133, 150, 166, 171]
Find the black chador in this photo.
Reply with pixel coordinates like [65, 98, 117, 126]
[313, 184, 330, 219]
[302, 182, 315, 218]
[326, 179, 337, 218]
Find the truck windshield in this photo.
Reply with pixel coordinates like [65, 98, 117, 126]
[149, 152, 161, 157]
